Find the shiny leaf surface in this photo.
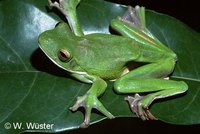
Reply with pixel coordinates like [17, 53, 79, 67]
[0, 0, 200, 133]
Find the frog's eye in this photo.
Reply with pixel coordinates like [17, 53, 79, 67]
[58, 49, 71, 62]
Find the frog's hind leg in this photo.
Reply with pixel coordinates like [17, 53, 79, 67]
[120, 79, 187, 120]
[111, 5, 153, 38]
[114, 59, 188, 120]
[111, 6, 173, 53]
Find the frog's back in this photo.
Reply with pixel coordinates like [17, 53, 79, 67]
[74, 33, 139, 79]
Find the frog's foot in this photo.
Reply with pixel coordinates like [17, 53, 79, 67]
[118, 6, 145, 30]
[48, 0, 80, 15]
[117, 5, 155, 38]
[70, 93, 114, 128]
[48, 0, 66, 14]
[125, 94, 157, 120]
[48, 0, 83, 36]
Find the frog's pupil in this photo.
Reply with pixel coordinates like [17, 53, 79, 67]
[58, 49, 70, 62]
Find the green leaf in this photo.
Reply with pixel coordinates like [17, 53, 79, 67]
[0, 0, 200, 133]
[146, 11, 200, 124]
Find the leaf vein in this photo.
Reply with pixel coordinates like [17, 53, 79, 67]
[172, 76, 200, 83]
[0, 71, 39, 74]
[169, 87, 200, 117]
[0, 35, 29, 71]
[0, 72, 38, 123]
[48, 84, 85, 123]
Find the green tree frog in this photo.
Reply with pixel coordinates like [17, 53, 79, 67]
[38, 0, 188, 128]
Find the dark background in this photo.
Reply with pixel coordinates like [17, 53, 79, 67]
[107, 0, 200, 32]
[65, 118, 200, 134]
[27, 0, 200, 134]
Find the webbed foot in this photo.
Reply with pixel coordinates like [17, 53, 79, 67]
[70, 93, 114, 128]
[118, 6, 146, 30]
[111, 5, 155, 39]
[125, 94, 157, 120]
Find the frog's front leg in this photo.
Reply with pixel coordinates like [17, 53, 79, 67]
[48, 0, 83, 36]
[114, 59, 188, 120]
[70, 75, 114, 128]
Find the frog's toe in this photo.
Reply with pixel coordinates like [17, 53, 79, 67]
[70, 94, 114, 128]
[69, 96, 87, 111]
[125, 94, 143, 116]
[125, 94, 157, 120]
[137, 101, 150, 120]
[80, 106, 92, 128]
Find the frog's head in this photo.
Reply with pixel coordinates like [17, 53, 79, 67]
[38, 22, 80, 73]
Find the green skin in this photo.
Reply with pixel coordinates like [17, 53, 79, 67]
[39, 0, 188, 128]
